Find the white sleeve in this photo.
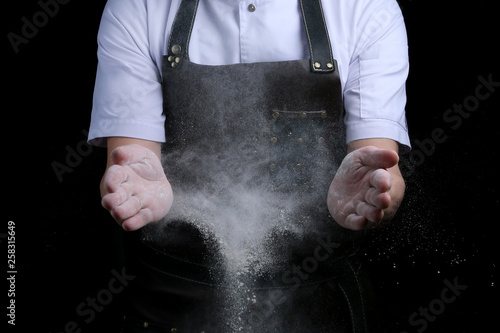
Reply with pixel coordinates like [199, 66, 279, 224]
[88, 0, 166, 147]
[343, 0, 411, 153]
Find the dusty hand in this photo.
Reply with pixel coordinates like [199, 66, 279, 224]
[327, 146, 399, 230]
[101, 144, 173, 231]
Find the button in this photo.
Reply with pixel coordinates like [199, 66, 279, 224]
[171, 44, 182, 55]
[248, 4, 256, 12]
[272, 111, 280, 119]
[297, 138, 304, 144]
[271, 137, 278, 144]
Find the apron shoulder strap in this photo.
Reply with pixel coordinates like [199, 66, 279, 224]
[299, 0, 336, 73]
[166, 0, 200, 69]
[167, 0, 335, 73]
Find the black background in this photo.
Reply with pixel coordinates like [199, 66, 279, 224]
[4, 0, 499, 332]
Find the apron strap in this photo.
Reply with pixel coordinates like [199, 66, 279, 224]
[299, 0, 335, 73]
[166, 0, 335, 73]
[166, 0, 200, 69]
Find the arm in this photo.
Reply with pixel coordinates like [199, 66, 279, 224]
[327, 138, 405, 230]
[100, 137, 173, 231]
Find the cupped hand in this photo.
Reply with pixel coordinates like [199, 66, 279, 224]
[101, 144, 173, 231]
[327, 146, 399, 230]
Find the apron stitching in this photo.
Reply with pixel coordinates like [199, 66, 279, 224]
[344, 259, 368, 333]
[338, 283, 356, 332]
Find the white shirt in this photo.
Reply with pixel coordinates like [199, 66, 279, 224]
[88, 0, 411, 152]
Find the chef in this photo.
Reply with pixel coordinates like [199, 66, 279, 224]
[89, 0, 410, 331]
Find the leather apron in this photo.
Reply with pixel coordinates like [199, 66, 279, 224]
[122, 0, 370, 332]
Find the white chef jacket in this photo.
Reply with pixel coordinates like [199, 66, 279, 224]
[88, 0, 411, 152]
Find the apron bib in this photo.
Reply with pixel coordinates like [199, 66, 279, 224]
[123, 1, 370, 332]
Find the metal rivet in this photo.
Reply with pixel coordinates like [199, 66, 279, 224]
[270, 163, 276, 170]
[248, 4, 256, 12]
[272, 111, 280, 119]
[175, 57, 181, 63]
[296, 163, 302, 169]
[297, 138, 304, 144]
[143, 322, 149, 328]
[300, 112, 307, 118]
[321, 111, 327, 118]
[167, 56, 174, 62]
[171, 62, 177, 68]
[171, 329, 177, 333]
[271, 137, 278, 144]
[171, 44, 182, 54]
[326, 62, 334, 69]
[314, 62, 321, 69]
[318, 137, 325, 143]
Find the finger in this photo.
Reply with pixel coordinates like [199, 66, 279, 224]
[110, 195, 143, 224]
[101, 186, 133, 211]
[101, 165, 135, 211]
[121, 208, 154, 231]
[356, 201, 384, 223]
[357, 146, 399, 170]
[102, 192, 119, 211]
[369, 169, 392, 193]
[344, 214, 368, 231]
[102, 164, 129, 193]
[365, 187, 391, 210]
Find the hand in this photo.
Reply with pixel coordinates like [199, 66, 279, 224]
[101, 144, 173, 231]
[327, 146, 399, 230]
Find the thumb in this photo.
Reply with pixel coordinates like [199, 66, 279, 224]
[356, 146, 399, 169]
[111, 144, 150, 166]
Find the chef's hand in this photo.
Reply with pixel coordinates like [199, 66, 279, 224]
[327, 140, 405, 230]
[100, 139, 173, 231]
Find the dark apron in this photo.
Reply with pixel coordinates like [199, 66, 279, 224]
[122, 0, 371, 332]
